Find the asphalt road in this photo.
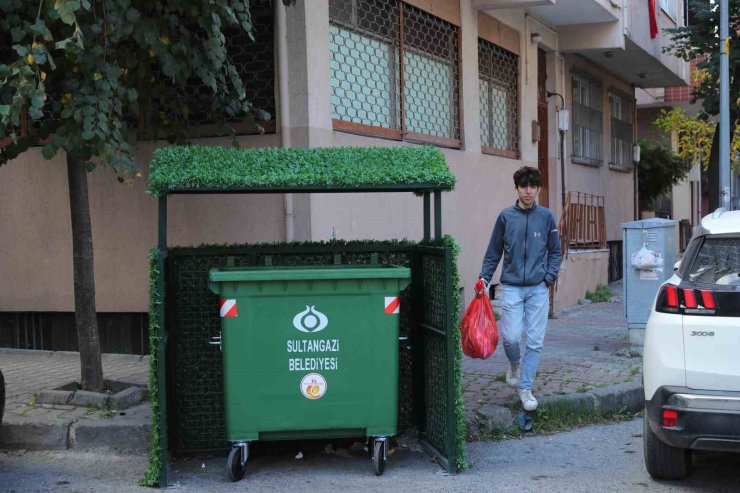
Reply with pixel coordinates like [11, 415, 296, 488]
[1, 419, 739, 492]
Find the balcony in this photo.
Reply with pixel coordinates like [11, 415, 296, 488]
[475, 0, 618, 25]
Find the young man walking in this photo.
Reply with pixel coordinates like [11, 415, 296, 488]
[479, 166, 562, 411]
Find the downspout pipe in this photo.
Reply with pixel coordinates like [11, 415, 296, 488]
[277, 1, 295, 241]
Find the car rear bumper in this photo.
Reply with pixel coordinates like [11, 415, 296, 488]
[646, 386, 740, 452]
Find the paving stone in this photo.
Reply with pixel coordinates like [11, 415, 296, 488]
[110, 386, 144, 410]
[71, 390, 110, 409]
[589, 381, 644, 415]
[474, 403, 515, 434]
[0, 418, 71, 450]
[539, 391, 596, 416]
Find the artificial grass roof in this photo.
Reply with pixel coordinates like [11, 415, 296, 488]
[147, 145, 456, 197]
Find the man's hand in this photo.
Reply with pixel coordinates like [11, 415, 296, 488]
[476, 278, 490, 294]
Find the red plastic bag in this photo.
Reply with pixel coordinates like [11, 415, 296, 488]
[461, 279, 499, 359]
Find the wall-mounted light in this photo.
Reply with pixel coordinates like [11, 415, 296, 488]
[530, 32, 542, 45]
[633, 144, 641, 163]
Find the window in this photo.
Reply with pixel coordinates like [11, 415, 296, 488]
[182, 3, 276, 136]
[686, 236, 740, 286]
[329, 0, 461, 146]
[659, 0, 678, 22]
[571, 71, 603, 166]
[609, 91, 634, 172]
[478, 38, 519, 158]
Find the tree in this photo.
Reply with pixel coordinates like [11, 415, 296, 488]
[0, 1, 274, 391]
[664, 1, 740, 206]
[653, 106, 740, 172]
[637, 139, 693, 211]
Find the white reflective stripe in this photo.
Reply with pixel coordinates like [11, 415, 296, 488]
[220, 299, 237, 317]
[384, 296, 400, 314]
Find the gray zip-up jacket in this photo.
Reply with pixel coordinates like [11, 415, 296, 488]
[479, 201, 562, 287]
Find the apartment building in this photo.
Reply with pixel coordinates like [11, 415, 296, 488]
[0, 0, 687, 351]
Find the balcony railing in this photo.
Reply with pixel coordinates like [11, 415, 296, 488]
[558, 191, 607, 258]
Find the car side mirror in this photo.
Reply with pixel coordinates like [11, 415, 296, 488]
[674, 260, 681, 272]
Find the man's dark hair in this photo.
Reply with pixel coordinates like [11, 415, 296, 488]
[513, 166, 542, 188]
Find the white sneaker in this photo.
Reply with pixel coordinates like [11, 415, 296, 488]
[519, 389, 538, 411]
[505, 362, 520, 387]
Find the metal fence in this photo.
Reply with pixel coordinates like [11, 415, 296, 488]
[559, 191, 607, 256]
[329, 0, 460, 146]
[478, 38, 519, 158]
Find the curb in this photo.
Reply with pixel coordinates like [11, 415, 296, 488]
[466, 380, 643, 440]
[0, 404, 151, 452]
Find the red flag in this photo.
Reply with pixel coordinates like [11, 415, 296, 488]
[648, 0, 658, 39]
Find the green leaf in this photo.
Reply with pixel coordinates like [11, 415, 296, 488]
[42, 144, 57, 159]
[126, 8, 141, 23]
[10, 26, 25, 42]
[29, 19, 49, 37]
[60, 11, 76, 26]
[28, 107, 44, 120]
[12, 44, 28, 57]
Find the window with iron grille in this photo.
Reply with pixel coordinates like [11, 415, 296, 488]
[329, 0, 461, 146]
[181, 3, 276, 137]
[478, 38, 518, 158]
[571, 71, 603, 166]
[609, 90, 634, 172]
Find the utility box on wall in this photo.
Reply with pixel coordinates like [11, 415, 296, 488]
[622, 218, 678, 346]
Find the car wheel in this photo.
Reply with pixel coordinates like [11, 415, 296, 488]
[643, 413, 691, 480]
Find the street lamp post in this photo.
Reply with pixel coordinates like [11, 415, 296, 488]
[720, 0, 731, 210]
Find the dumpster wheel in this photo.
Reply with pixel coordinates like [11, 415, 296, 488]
[373, 438, 387, 476]
[227, 442, 249, 482]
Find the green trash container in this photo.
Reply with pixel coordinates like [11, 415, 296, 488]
[209, 265, 411, 481]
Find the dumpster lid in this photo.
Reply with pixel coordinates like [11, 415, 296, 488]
[209, 265, 411, 282]
[148, 146, 455, 197]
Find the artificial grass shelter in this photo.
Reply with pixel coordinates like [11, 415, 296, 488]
[142, 145, 464, 487]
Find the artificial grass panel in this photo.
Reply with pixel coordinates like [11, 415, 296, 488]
[148, 145, 455, 196]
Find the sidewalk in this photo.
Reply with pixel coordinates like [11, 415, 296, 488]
[0, 282, 641, 451]
[463, 281, 644, 435]
[0, 350, 150, 450]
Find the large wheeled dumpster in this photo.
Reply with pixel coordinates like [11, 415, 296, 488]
[209, 264, 411, 481]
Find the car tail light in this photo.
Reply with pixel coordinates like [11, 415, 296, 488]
[700, 290, 717, 310]
[656, 285, 680, 313]
[682, 288, 697, 308]
[656, 285, 719, 315]
[662, 409, 678, 428]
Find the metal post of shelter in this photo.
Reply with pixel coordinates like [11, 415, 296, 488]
[423, 192, 431, 241]
[157, 196, 169, 487]
[434, 191, 442, 241]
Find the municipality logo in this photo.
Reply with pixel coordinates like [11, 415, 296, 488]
[293, 306, 329, 333]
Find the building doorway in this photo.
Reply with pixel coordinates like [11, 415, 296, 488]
[537, 49, 550, 208]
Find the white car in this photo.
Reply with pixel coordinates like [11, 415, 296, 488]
[643, 208, 740, 480]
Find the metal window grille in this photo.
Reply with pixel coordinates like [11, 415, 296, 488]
[609, 91, 634, 172]
[478, 38, 518, 156]
[329, 0, 460, 145]
[329, 0, 400, 130]
[181, 3, 276, 136]
[571, 71, 603, 166]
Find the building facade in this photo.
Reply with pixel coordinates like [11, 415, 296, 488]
[0, 0, 687, 351]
